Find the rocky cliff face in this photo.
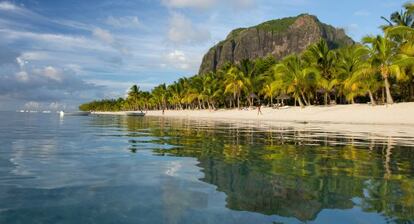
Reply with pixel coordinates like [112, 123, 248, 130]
[199, 14, 354, 74]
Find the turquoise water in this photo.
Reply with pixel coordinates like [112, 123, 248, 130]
[1, 112, 414, 224]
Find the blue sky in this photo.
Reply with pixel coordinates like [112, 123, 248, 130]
[0, 0, 408, 110]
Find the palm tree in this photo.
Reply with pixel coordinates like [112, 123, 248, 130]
[127, 85, 141, 110]
[201, 72, 223, 110]
[260, 70, 282, 106]
[168, 80, 184, 110]
[237, 59, 258, 107]
[152, 84, 167, 110]
[381, 2, 414, 29]
[260, 83, 276, 106]
[273, 55, 319, 108]
[344, 63, 381, 104]
[336, 45, 380, 104]
[224, 65, 246, 109]
[303, 39, 336, 105]
[363, 35, 410, 104]
[385, 20, 414, 101]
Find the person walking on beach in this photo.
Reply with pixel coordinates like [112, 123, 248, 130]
[257, 104, 262, 115]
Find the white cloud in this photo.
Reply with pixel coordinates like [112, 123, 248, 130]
[64, 64, 83, 74]
[165, 50, 194, 70]
[162, 0, 216, 9]
[24, 101, 40, 110]
[0, 1, 18, 11]
[93, 28, 114, 44]
[20, 51, 49, 61]
[92, 27, 130, 55]
[106, 16, 141, 29]
[38, 66, 63, 82]
[15, 71, 29, 82]
[86, 79, 156, 98]
[1, 29, 95, 49]
[168, 13, 211, 44]
[0, 63, 100, 104]
[168, 50, 187, 62]
[48, 102, 66, 110]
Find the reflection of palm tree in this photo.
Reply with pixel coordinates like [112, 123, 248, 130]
[90, 115, 414, 222]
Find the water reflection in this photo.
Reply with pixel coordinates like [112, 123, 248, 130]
[1, 112, 414, 223]
[98, 116, 414, 223]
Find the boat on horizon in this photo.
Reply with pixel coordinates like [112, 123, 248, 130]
[125, 111, 145, 117]
[60, 111, 91, 116]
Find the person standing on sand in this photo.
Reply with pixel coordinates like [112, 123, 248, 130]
[257, 104, 262, 115]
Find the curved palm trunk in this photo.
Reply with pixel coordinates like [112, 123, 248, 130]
[384, 77, 394, 104]
[300, 91, 310, 106]
[297, 96, 305, 108]
[368, 90, 376, 106]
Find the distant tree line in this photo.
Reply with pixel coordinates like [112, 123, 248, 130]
[80, 3, 414, 112]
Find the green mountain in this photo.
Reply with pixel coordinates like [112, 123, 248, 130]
[199, 14, 354, 74]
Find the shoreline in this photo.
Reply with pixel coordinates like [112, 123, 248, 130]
[92, 102, 414, 126]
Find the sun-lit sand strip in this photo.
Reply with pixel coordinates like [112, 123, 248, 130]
[94, 103, 414, 125]
[93, 102, 414, 125]
[91, 103, 414, 138]
[144, 103, 414, 125]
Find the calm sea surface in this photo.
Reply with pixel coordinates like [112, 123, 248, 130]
[1, 111, 414, 224]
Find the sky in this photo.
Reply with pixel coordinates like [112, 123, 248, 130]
[0, 0, 408, 110]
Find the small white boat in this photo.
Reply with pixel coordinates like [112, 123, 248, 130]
[126, 111, 145, 117]
[60, 111, 91, 116]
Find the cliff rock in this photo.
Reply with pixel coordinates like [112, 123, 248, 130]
[199, 14, 354, 74]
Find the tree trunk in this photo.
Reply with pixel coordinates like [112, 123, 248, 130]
[270, 97, 273, 106]
[297, 96, 304, 108]
[301, 91, 309, 106]
[384, 77, 394, 104]
[198, 99, 202, 110]
[324, 92, 328, 106]
[237, 94, 240, 109]
[368, 90, 376, 106]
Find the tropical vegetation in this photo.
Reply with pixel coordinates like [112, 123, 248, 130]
[80, 3, 414, 112]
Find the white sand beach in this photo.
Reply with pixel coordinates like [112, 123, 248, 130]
[94, 102, 414, 126]
[91, 103, 414, 141]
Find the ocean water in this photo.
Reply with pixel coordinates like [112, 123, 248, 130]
[1, 111, 414, 224]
